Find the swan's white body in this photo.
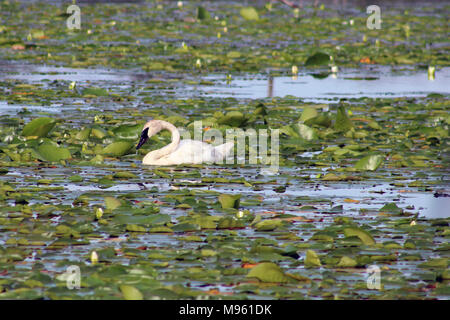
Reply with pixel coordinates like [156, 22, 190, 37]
[137, 120, 234, 166]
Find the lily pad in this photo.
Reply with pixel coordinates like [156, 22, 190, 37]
[305, 250, 321, 268]
[218, 194, 241, 209]
[246, 262, 291, 283]
[101, 141, 134, 157]
[120, 285, 143, 300]
[240, 7, 259, 21]
[343, 228, 376, 246]
[22, 118, 56, 138]
[33, 144, 71, 162]
[355, 155, 384, 171]
[304, 52, 331, 66]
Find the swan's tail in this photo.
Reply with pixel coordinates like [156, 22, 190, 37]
[214, 142, 234, 162]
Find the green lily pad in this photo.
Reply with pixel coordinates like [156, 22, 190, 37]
[83, 87, 109, 97]
[197, 6, 210, 20]
[246, 262, 291, 283]
[218, 194, 241, 209]
[254, 219, 282, 231]
[297, 124, 318, 141]
[305, 250, 322, 268]
[300, 106, 318, 122]
[334, 105, 353, 132]
[22, 117, 56, 138]
[33, 144, 71, 162]
[343, 228, 376, 246]
[336, 256, 358, 268]
[101, 141, 134, 157]
[120, 285, 143, 300]
[240, 7, 259, 21]
[218, 111, 247, 127]
[304, 52, 331, 66]
[355, 155, 384, 171]
[104, 196, 122, 210]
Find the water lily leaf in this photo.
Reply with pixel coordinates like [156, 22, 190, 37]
[22, 117, 56, 138]
[254, 219, 282, 231]
[113, 124, 142, 140]
[218, 194, 241, 209]
[83, 87, 109, 97]
[227, 51, 241, 59]
[304, 113, 332, 127]
[418, 258, 448, 269]
[197, 6, 210, 20]
[114, 214, 170, 225]
[120, 285, 143, 300]
[91, 126, 107, 139]
[75, 128, 91, 140]
[300, 106, 318, 122]
[240, 7, 259, 21]
[355, 155, 384, 171]
[101, 141, 134, 157]
[343, 228, 376, 245]
[149, 226, 173, 233]
[296, 124, 318, 141]
[217, 217, 244, 229]
[246, 262, 291, 283]
[126, 224, 147, 232]
[113, 171, 137, 179]
[334, 105, 353, 132]
[217, 111, 247, 127]
[304, 249, 322, 268]
[336, 256, 358, 268]
[33, 144, 71, 162]
[379, 203, 403, 214]
[304, 52, 331, 66]
[104, 196, 122, 210]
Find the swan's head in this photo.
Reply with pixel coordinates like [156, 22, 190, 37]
[136, 120, 161, 150]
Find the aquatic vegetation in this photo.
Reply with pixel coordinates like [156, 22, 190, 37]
[0, 0, 448, 300]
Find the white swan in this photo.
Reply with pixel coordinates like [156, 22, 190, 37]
[136, 120, 234, 165]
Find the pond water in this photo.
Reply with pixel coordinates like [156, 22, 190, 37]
[196, 66, 450, 102]
[0, 61, 448, 300]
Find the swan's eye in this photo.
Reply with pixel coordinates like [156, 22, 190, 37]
[136, 127, 149, 150]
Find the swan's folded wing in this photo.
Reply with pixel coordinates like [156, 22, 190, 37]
[214, 142, 234, 162]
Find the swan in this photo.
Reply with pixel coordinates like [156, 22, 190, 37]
[136, 120, 234, 165]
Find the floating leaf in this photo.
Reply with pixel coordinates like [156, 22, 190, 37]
[355, 155, 384, 171]
[334, 105, 353, 132]
[197, 6, 210, 20]
[113, 171, 137, 179]
[83, 87, 109, 97]
[297, 124, 318, 141]
[304, 250, 322, 268]
[218, 111, 247, 127]
[240, 7, 259, 21]
[120, 285, 143, 300]
[304, 52, 331, 66]
[33, 144, 71, 162]
[113, 124, 142, 140]
[299, 106, 318, 122]
[101, 141, 134, 157]
[254, 219, 282, 231]
[22, 118, 56, 138]
[379, 203, 403, 214]
[343, 228, 376, 245]
[246, 262, 291, 283]
[104, 196, 122, 210]
[418, 258, 448, 269]
[75, 128, 91, 140]
[336, 256, 358, 268]
[218, 194, 241, 209]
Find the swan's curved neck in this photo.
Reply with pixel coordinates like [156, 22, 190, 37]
[147, 120, 180, 160]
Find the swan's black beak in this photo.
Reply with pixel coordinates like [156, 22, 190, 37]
[136, 127, 149, 150]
